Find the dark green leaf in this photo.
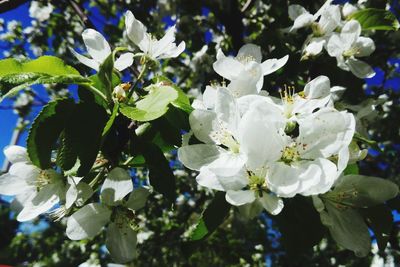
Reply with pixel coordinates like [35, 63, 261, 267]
[102, 103, 119, 138]
[97, 53, 116, 102]
[190, 192, 231, 241]
[63, 102, 108, 176]
[343, 163, 359, 175]
[360, 205, 393, 251]
[324, 175, 399, 208]
[322, 200, 371, 257]
[27, 98, 75, 169]
[56, 131, 78, 171]
[141, 142, 176, 202]
[275, 196, 325, 256]
[349, 8, 400, 31]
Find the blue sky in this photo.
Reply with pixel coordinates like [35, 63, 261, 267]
[0, 3, 32, 167]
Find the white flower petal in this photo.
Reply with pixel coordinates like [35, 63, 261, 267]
[177, 144, 222, 171]
[197, 166, 248, 191]
[258, 194, 284, 215]
[70, 47, 100, 71]
[342, 3, 358, 18]
[213, 56, 244, 81]
[288, 5, 308, 21]
[261, 55, 289, 76]
[238, 103, 286, 170]
[237, 43, 262, 63]
[202, 85, 217, 109]
[66, 203, 111, 240]
[17, 183, 62, 221]
[82, 29, 111, 63]
[125, 187, 150, 211]
[299, 108, 356, 159]
[4, 145, 28, 164]
[304, 75, 331, 99]
[101, 167, 133, 206]
[106, 221, 137, 264]
[157, 41, 186, 59]
[353, 37, 375, 57]
[327, 33, 345, 57]
[10, 190, 36, 213]
[304, 38, 325, 56]
[299, 158, 338, 196]
[196, 167, 224, 191]
[268, 162, 302, 197]
[215, 87, 240, 136]
[8, 162, 39, 184]
[65, 183, 78, 210]
[225, 190, 255, 206]
[189, 109, 217, 144]
[0, 173, 34, 195]
[114, 52, 134, 71]
[125, 10, 147, 47]
[206, 151, 246, 177]
[291, 13, 314, 31]
[227, 77, 259, 97]
[340, 20, 361, 48]
[237, 94, 268, 116]
[318, 5, 341, 34]
[347, 58, 375, 78]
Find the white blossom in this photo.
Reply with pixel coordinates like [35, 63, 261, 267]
[29, 1, 54, 22]
[0, 146, 63, 221]
[71, 29, 134, 72]
[125, 11, 185, 60]
[66, 167, 150, 263]
[327, 20, 375, 78]
[213, 44, 288, 94]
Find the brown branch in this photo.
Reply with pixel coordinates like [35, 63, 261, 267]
[0, 0, 29, 13]
[67, 0, 96, 29]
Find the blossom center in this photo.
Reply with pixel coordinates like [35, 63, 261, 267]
[280, 143, 300, 164]
[343, 47, 361, 58]
[237, 55, 256, 64]
[311, 22, 324, 37]
[210, 121, 240, 153]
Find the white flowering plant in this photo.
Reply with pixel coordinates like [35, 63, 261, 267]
[0, 0, 399, 265]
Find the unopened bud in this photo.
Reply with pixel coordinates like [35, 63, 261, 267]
[113, 84, 127, 102]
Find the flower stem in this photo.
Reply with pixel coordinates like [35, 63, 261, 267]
[126, 61, 148, 101]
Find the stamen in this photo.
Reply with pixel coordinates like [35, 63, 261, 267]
[280, 143, 301, 164]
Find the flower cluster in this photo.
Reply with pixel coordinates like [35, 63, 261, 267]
[289, 0, 375, 78]
[179, 43, 356, 216]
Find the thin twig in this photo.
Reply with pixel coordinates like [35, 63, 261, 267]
[67, 0, 96, 29]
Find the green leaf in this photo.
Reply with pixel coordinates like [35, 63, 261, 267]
[56, 130, 78, 171]
[154, 76, 194, 113]
[141, 142, 176, 202]
[0, 56, 79, 76]
[120, 86, 178, 122]
[349, 8, 400, 31]
[97, 53, 116, 102]
[63, 102, 108, 176]
[360, 205, 393, 251]
[102, 103, 119, 138]
[27, 98, 75, 169]
[324, 175, 399, 208]
[275, 196, 325, 256]
[89, 73, 120, 104]
[190, 192, 231, 241]
[0, 56, 90, 102]
[321, 200, 371, 257]
[343, 163, 359, 175]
